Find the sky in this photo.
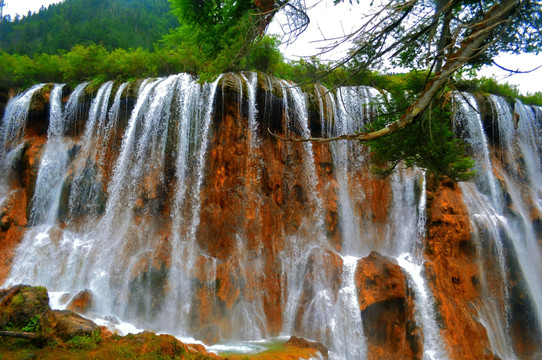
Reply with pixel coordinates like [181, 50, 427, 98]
[3, 0, 541, 94]
[2, 0, 63, 18]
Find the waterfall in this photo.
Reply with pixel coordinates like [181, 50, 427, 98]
[454, 92, 502, 205]
[326, 86, 369, 255]
[397, 252, 446, 360]
[281, 81, 325, 229]
[0, 83, 46, 160]
[162, 74, 222, 334]
[6, 83, 77, 287]
[3, 75, 224, 325]
[29, 83, 68, 225]
[2, 75, 542, 359]
[241, 72, 260, 150]
[388, 167, 447, 360]
[507, 100, 542, 336]
[455, 93, 542, 358]
[64, 81, 114, 223]
[515, 100, 542, 213]
[64, 81, 89, 130]
[0, 84, 47, 207]
[329, 256, 366, 359]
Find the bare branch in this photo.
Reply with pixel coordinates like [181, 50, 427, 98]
[492, 61, 542, 74]
[271, 0, 521, 144]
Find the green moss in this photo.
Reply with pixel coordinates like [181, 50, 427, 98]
[11, 294, 24, 307]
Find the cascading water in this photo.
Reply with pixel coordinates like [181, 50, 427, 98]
[63, 81, 89, 129]
[453, 92, 515, 358]
[322, 85, 446, 359]
[325, 86, 372, 255]
[0, 83, 46, 159]
[454, 92, 542, 358]
[161, 74, 223, 334]
[0, 84, 46, 207]
[66, 81, 114, 221]
[279, 80, 341, 350]
[29, 83, 68, 225]
[2, 74, 541, 359]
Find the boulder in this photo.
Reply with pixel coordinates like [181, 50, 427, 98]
[0, 285, 49, 330]
[48, 309, 99, 340]
[286, 335, 329, 360]
[66, 289, 95, 314]
[356, 251, 422, 360]
[0, 285, 97, 342]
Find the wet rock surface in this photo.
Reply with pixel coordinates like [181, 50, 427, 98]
[66, 289, 95, 314]
[425, 179, 496, 360]
[356, 251, 422, 360]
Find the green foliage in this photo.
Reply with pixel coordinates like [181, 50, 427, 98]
[67, 330, 102, 350]
[60, 44, 110, 83]
[162, 0, 263, 80]
[520, 91, 542, 106]
[243, 35, 284, 74]
[271, 57, 356, 89]
[455, 76, 542, 106]
[109, 345, 138, 359]
[21, 314, 41, 333]
[366, 91, 476, 181]
[455, 77, 519, 102]
[0, 44, 195, 91]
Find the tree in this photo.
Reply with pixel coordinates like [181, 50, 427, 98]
[273, 0, 540, 139]
[162, 0, 256, 77]
[162, 0, 305, 78]
[267, 0, 541, 179]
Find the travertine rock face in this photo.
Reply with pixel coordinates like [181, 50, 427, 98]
[0, 137, 46, 283]
[356, 251, 422, 360]
[424, 178, 495, 360]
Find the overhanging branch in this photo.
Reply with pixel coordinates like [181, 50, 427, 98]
[270, 0, 520, 144]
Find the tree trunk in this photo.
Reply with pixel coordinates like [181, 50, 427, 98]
[0, 330, 40, 340]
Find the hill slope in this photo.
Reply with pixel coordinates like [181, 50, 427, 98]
[0, 0, 178, 55]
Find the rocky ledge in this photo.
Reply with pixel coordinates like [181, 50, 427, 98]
[0, 285, 326, 360]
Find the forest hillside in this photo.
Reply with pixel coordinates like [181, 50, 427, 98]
[0, 0, 178, 54]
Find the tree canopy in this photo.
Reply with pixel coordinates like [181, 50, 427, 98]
[266, 0, 541, 180]
[161, 0, 310, 78]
